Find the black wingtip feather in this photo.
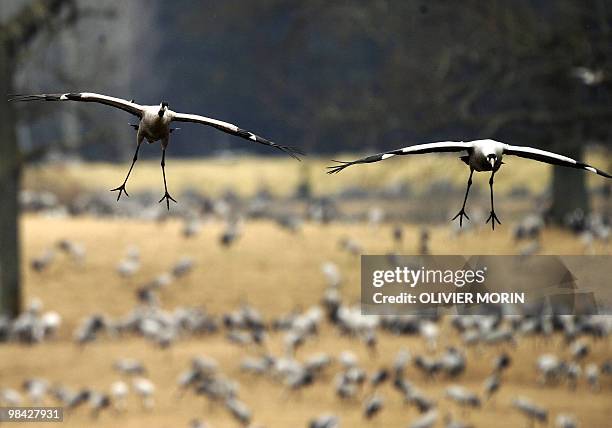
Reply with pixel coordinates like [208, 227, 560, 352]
[598, 169, 612, 179]
[276, 144, 305, 161]
[576, 162, 612, 179]
[8, 93, 66, 102]
[326, 160, 354, 174]
[8, 94, 46, 102]
[238, 128, 304, 161]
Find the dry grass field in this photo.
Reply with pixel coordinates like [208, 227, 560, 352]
[23, 149, 611, 199]
[0, 216, 610, 427]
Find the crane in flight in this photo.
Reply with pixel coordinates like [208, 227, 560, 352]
[10, 92, 303, 209]
[327, 139, 611, 230]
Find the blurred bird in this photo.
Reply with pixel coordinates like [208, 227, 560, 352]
[556, 414, 578, 428]
[110, 381, 129, 412]
[368, 207, 385, 229]
[328, 139, 612, 230]
[339, 237, 363, 256]
[444, 414, 474, 428]
[363, 395, 384, 419]
[513, 396, 548, 426]
[182, 218, 201, 238]
[220, 219, 242, 247]
[321, 262, 342, 288]
[419, 228, 430, 255]
[132, 377, 155, 410]
[0, 388, 23, 406]
[536, 354, 566, 385]
[420, 321, 439, 351]
[56, 239, 86, 264]
[483, 373, 500, 401]
[190, 419, 208, 428]
[65, 388, 91, 410]
[74, 315, 106, 344]
[571, 67, 605, 86]
[445, 385, 481, 408]
[409, 410, 438, 428]
[585, 363, 600, 391]
[393, 348, 411, 379]
[440, 347, 466, 377]
[10, 92, 303, 209]
[566, 363, 581, 390]
[31, 249, 55, 272]
[22, 378, 49, 405]
[309, 414, 340, 428]
[172, 257, 195, 278]
[114, 358, 147, 376]
[89, 391, 111, 418]
[370, 368, 389, 388]
[569, 340, 589, 360]
[117, 247, 141, 278]
[225, 398, 251, 426]
[392, 224, 403, 245]
[493, 352, 511, 373]
[513, 215, 544, 241]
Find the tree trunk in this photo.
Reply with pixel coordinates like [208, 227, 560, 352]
[0, 43, 21, 319]
[549, 144, 589, 225]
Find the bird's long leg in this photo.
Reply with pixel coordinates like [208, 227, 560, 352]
[110, 136, 143, 201]
[452, 168, 474, 227]
[485, 171, 502, 230]
[158, 146, 177, 210]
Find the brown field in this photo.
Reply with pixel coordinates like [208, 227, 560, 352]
[0, 216, 610, 428]
[23, 149, 611, 199]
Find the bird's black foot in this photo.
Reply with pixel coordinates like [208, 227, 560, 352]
[110, 184, 129, 201]
[452, 209, 470, 227]
[158, 191, 177, 210]
[486, 211, 502, 230]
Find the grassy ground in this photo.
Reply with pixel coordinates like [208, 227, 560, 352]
[0, 217, 610, 427]
[23, 149, 611, 198]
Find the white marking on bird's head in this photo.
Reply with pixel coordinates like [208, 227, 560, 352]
[249, 134, 257, 141]
[158, 102, 169, 117]
[382, 153, 395, 160]
[586, 166, 597, 173]
[487, 153, 497, 168]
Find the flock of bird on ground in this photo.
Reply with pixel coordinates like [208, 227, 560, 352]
[1, 220, 611, 427]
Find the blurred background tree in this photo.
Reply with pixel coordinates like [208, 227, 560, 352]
[0, 0, 122, 317]
[1, 0, 77, 318]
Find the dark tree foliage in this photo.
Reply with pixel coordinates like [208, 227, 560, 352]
[167, 0, 611, 221]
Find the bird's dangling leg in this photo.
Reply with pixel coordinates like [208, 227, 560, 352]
[452, 168, 474, 227]
[485, 171, 502, 230]
[158, 145, 177, 210]
[110, 136, 143, 201]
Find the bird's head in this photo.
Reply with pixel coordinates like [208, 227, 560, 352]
[487, 153, 497, 168]
[158, 102, 169, 117]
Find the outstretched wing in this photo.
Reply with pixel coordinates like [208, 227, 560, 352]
[504, 144, 612, 178]
[8, 92, 144, 117]
[327, 141, 472, 174]
[172, 112, 303, 160]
